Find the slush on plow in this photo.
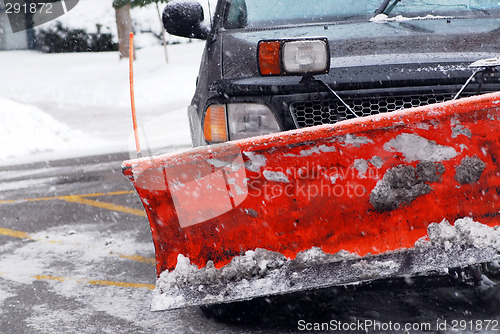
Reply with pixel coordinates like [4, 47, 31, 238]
[123, 91, 500, 310]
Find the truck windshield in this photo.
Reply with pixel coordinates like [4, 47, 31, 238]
[224, 0, 500, 29]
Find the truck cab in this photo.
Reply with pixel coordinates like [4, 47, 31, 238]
[163, 0, 500, 146]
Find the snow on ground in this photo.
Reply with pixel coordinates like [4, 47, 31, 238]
[0, 42, 204, 165]
[0, 192, 261, 333]
[0, 0, 211, 166]
[0, 223, 154, 285]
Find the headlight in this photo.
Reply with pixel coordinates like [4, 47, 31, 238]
[203, 103, 281, 143]
[282, 40, 329, 74]
[258, 38, 330, 76]
[228, 103, 281, 140]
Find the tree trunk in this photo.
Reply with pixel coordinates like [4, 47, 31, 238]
[115, 4, 134, 59]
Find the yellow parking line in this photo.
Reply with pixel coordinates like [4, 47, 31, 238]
[1, 190, 156, 291]
[34, 275, 155, 290]
[0, 190, 135, 204]
[0, 190, 147, 218]
[0, 227, 60, 244]
[113, 253, 156, 265]
[61, 195, 147, 217]
[77, 190, 136, 198]
[0, 227, 32, 240]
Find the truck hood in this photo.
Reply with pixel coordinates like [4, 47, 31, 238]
[221, 18, 500, 80]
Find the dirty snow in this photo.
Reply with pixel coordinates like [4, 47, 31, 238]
[351, 259, 399, 274]
[153, 247, 361, 310]
[451, 123, 473, 138]
[455, 156, 486, 184]
[370, 162, 445, 211]
[370, 156, 384, 169]
[160, 217, 500, 290]
[353, 159, 369, 178]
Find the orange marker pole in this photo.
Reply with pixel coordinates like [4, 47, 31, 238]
[129, 32, 142, 158]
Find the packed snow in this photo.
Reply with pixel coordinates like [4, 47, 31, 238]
[152, 247, 361, 311]
[417, 217, 500, 252]
[262, 170, 290, 183]
[242, 152, 267, 173]
[343, 134, 373, 147]
[283, 144, 337, 157]
[383, 133, 458, 162]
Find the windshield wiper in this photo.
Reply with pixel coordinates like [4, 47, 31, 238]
[374, 0, 401, 15]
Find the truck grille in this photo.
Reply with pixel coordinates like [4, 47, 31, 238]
[290, 93, 460, 128]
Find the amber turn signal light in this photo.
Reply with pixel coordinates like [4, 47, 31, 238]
[204, 105, 228, 143]
[258, 41, 282, 76]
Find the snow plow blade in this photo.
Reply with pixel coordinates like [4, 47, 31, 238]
[122, 92, 500, 310]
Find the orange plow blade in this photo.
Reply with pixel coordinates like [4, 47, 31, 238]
[122, 92, 500, 310]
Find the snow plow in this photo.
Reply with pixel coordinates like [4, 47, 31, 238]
[122, 91, 500, 311]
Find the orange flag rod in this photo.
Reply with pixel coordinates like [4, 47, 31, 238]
[129, 32, 142, 158]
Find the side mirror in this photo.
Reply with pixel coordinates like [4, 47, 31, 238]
[162, 1, 209, 40]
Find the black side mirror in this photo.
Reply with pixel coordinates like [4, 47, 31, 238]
[162, 1, 209, 40]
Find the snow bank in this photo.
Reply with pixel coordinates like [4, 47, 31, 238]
[35, 0, 118, 36]
[0, 0, 207, 165]
[0, 41, 202, 165]
[0, 98, 104, 164]
[0, 43, 203, 112]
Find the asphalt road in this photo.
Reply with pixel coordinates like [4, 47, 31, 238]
[0, 153, 259, 334]
[1, 153, 500, 334]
